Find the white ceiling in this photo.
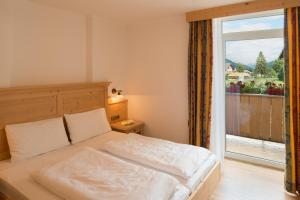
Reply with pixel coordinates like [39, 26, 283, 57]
[30, 0, 249, 23]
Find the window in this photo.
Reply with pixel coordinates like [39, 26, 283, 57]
[222, 10, 285, 166]
[223, 14, 284, 33]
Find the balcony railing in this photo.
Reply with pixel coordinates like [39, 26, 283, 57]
[226, 93, 284, 143]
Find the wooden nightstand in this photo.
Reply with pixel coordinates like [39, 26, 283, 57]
[111, 120, 144, 135]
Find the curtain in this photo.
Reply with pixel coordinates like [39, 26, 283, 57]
[188, 20, 213, 148]
[210, 19, 225, 162]
[284, 7, 300, 194]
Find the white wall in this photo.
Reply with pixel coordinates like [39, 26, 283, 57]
[0, 0, 129, 89]
[0, 0, 87, 86]
[126, 16, 189, 143]
[91, 18, 129, 92]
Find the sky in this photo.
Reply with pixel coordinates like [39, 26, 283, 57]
[224, 15, 284, 65]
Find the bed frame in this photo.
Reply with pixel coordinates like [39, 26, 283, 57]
[0, 82, 220, 200]
[189, 161, 220, 200]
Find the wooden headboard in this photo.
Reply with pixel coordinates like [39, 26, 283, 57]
[0, 82, 110, 160]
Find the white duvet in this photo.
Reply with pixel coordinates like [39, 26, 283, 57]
[102, 133, 212, 179]
[32, 148, 184, 200]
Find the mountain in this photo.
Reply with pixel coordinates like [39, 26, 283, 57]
[225, 59, 253, 72]
[247, 63, 255, 68]
[225, 59, 238, 69]
[226, 58, 278, 71]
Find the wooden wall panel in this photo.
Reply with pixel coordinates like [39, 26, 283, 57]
[226, 94, 284, 143]
[0, 96, 58, 124]
[226, 95, 235, 135]
[260, 97, 272, 141]
[0, 82, 110, 161]
[271, 97, 284, 143]
[249, 96, 261, 140]
[62, 89, 105, 114]
[232, 95, 240, 137]
[107, 100, 128, 123]
[239, 95, 250, 137]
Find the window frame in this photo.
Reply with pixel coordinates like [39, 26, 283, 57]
[222, 9, 284, 41]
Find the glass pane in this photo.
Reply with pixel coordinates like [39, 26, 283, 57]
[224, 38, 285, 163]
[223, 15, 284, 33]
[226, 38, 284, 68]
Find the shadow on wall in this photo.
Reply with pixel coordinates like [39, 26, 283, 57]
[126, 94, 189, 144]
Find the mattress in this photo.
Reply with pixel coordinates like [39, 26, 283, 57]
[0, 131, 216, 199]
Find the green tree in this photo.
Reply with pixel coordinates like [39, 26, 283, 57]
[266, 68, 277, 78]
[236, 63, 245, 72]
[272, 59, 284, 73]
[278, 67, 284, 81]
[225, 73, 229, 80]
[255, 51, 268, 76]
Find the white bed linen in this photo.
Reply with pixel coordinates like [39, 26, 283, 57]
[177, 155, 217, 191]
[0, 131, 189, 200]
[33, 148, 182, 200]
[6, 117, 70, 162]
[64, 108, 111, 144]
[102, 133, 212, 179]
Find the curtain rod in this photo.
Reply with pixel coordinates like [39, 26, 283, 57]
[186, 0, 300, 22]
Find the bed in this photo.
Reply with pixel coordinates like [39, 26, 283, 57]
[0, 82, 220, 200]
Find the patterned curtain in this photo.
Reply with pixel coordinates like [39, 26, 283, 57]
[188, 20, 213, 148]
[284, 7, 300, 194]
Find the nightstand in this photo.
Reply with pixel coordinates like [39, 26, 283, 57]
[110, 120, 144, 135]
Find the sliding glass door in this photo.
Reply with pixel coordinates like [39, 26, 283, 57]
[222, 10, 285, 166]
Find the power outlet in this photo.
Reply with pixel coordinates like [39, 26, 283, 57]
[111, 115, 120, 121]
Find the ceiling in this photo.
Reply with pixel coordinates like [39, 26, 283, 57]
[30, 0, 249, 23]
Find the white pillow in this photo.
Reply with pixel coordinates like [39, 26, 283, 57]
[5, 117, 70, 163]
[64, 108, 111, 144]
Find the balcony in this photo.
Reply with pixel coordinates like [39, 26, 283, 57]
[225, 93, 285, 163]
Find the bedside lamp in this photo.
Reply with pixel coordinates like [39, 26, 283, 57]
[111, 88, 123, 96]
[109, 88, 125, 104]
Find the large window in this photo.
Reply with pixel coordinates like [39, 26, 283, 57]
[222, 10, 285, 165]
